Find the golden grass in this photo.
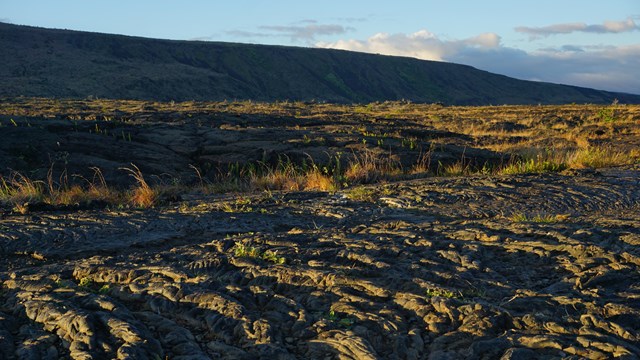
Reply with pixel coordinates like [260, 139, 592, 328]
[344, 150, 402, 183]
[244, 158, 340, 192]
[120, 164, 157, 208]
[2, 142, 638, 214]
[304, 170, 339, 192]
[1, 99, 639, 213]
[500, 150, 567, 175]
[409, 150, 433, 175]
[0, 167, 121, 212]
[257, 169, 338, 192]
[568, 146, 639, 169]
[510, 212, 569, 223]
[438, 161, 473, 177]
[0, 172, 43, 204]
[498, 146, 639, 175]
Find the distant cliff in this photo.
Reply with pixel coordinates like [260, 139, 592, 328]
[1, 22, 638, 104]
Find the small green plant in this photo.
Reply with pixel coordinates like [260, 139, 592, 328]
[78, 277, 93, 288]
[262, 250, 286, 265]
[327, 310, 354, 328]
[596, 99, 618, 122]
[76, 277, 111, 294]
[425, 288, 460, 298]
[233, 242, 261, 258]
[401, 137, 418, 150]
[233, 242, 286, 264]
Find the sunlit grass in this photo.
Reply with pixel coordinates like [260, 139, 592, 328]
[2, 99, 639, 214]
[0, 168, 120, 213]
[121, 164, 157, 208]
[344, 150, 402, 183]
[500, 156, 566, 175]
[0, 172, 44, 205]
[510, 213, 569, 223]
[568, 146, 639, 169]
[498, 145, 638, 175]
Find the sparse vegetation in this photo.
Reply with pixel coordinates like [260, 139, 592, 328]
[1, 99, 638, 214]
[499, 145, 638, 175]
[78, 277, 93, 288]
[500, 152, 566, 175]
[438, 160, 473, 177]
[0, 171, 44, 205]
[220, 197, 255, 213]
[344, 150, 402, 183]
[121, 164, 157, 208]
[233, 242, 262, 258]
[233, 242, 286, 264]
[326, 310, 354, 328]
[425, 288, 460, 298]
[346, 186, 377, 202]
[510, 213, 567, 223]
[0, 167, 120, 212]
[568, 146, 638, 169]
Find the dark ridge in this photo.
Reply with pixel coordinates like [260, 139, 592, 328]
[1, 22, 638, 105]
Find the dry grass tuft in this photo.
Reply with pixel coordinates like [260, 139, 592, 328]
[304, 170, 339, 192]
[250, 163, 304, 191]
[0, 172, 44, 205]
[0, 167, 122, 212]
[121, 164, 157, 208]
[344, 150, 401, 183]
[438, 161, 472, 177]
[568, 146, 638, 169]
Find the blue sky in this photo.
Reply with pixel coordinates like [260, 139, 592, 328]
[2, 0, 639, 94]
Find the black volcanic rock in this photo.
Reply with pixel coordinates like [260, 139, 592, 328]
[1, 22, 639, 105]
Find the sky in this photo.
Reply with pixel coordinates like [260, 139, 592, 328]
[2, 0, 639, 94]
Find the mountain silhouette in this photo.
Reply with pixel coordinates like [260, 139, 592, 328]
[1, 22, 638, 105]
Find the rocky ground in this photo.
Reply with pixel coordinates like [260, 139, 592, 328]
[0, 99, 639, 359]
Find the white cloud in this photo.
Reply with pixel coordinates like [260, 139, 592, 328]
[316, 30, 640, 94]
[516, 18, 639, 39]
[317, 30, 501, 61]
[451, 44, 640, 94]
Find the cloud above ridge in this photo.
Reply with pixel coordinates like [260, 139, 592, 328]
[259, 23, 354, 42]
[317, 30, 501, 61]
[515, 18, 639, 39]
[317, 30, 640, 94]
